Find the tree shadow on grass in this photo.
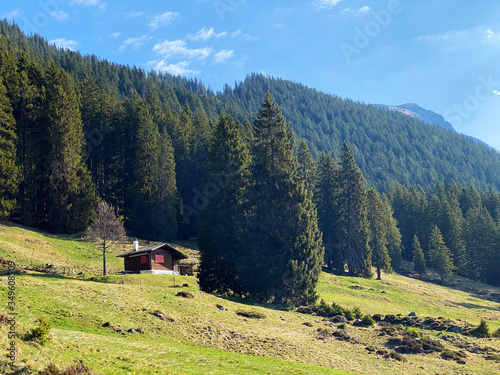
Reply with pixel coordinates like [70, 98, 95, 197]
[450, 301, 500, 312]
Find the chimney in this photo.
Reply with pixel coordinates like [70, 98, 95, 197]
[133, 238, 139, 252]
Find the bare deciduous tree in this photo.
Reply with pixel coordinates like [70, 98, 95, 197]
[84, 202, 126, 277]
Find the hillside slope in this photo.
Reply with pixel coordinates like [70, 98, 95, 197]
[1, 223, 500, 374]
[2, 21, 500, 191]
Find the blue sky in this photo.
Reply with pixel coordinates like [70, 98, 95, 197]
[2, 0, 500, 149]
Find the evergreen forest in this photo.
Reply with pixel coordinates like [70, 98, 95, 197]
[2, 20, 500, 302]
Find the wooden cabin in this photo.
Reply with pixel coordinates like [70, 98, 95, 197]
[117, 241, 188, 275]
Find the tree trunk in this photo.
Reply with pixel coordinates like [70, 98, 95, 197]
[103, 242, 107, 277]
[377, 267, 381, 280]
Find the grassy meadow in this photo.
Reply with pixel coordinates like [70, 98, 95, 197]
[1, 221, 500, 374]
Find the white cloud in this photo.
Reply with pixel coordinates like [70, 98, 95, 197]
[111, 32, 121, 38]
[314, 0, 342, 10]
[3, 10, 20, 19]
[342, 6, 371, 16]
[273, 23, 284, 30]
[213, 50, 234, 64]
[49, 38, 79, 51]
[487, 29, 495, 39]
[70, 0, 106, 12]
[357, 6, 371, 14]
[493, 90, 500, 96]
[147, 60, 200, 76]
[417, 30, 468, 43]
[149, 12, 180, 29]
[124, 11, 145, 19]
[153, 39, 212, 60]
[50, 10, 69, 21]
[188, 27, 227, 41]
[119, 35, 149, 51]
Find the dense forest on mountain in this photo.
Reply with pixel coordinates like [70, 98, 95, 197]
[2, 20, 500, 295]
[1, 21, 500, 192]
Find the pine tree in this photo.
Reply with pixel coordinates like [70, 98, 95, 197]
[428, 226, 454, 283]
[154, 131, 178, 240]
[243, 93, 324, 305]
[79, 76, 115, 197]
[126, 100, 178, 240]
[383, 199, 402, 271]
[315, 153, 342, 272]
[0, 81, 20, 218]
[338, 142, 371, 277]
[412, 235, 426, 276]
[42, 64, 97, 232]
[9, 53, 44, 226]
[463, 206, 497, 283]
[197, 113, 250, 295]
[366, 188, 391, 280]
[297, 139, 317, 191]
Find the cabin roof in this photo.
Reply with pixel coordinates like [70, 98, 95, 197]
[117, 243, 188, 259]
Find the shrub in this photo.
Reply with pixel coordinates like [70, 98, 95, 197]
[362, 315, 375, 326]
[406, 327, 420, 338]
[344, 310, 355, 321]
[492, 328, 500, 338]
[39, 361, 95, 374]
[470, 319, 490, 338]
[24, 316, 51, 345]
[352, 307, 363, 319]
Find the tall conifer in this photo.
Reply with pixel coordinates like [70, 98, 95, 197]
[197, 113, 250, 295]
[338, 142, 371, 276]
[412, 235, 426, 276]
[0, 81, 20, 218]
[243, 93, 324, 304]
[367, 188, 391, 279]
[429, 226, 454, 283]
[43, 64, 97, 232]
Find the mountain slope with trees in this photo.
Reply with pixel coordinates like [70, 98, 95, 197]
[1, 21, 500, 192]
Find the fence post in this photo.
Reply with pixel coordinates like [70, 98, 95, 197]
[51, 265, 53, 274]
[83, 272, 85, 280]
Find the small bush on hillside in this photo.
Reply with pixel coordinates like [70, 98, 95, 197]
[24, 316, 51, 345]
[352, 307, 363, 319]
[406, 327, 420, 338]
[361, 315, 375, 326]
[470, 319, 490, 338]
[344, 309, 355, 320]
[492, 328, 500, 338]
[38, 361, 95, 374]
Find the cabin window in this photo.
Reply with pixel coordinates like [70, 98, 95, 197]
[155, 254, 164, 263]
[140, 255, 147, 264]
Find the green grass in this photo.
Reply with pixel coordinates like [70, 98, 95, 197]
[1, 222, 500, 374]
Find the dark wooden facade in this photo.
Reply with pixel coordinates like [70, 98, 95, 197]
[117, 243, 188, 275]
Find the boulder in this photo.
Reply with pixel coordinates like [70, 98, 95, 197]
[449, 326, 463, 333]
[409, 312, 418, 317]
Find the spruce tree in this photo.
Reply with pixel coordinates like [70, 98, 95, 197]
[197, 113, 250, 295]
[126, 100, 178, 240]
[0, 81, 20, 218]
[366, 188, 391, 280]
[463, 206, 497, 283]
[43, 64, 97, 232]
[297, 139, 317, 191]
[383, 199, 402, 271]
[428, 226, 454, 283]
[338, 142, 371, 277]
[243, 92, 324, 305]
[315, 153, 342, 272]
[412, 235, 426, 276]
